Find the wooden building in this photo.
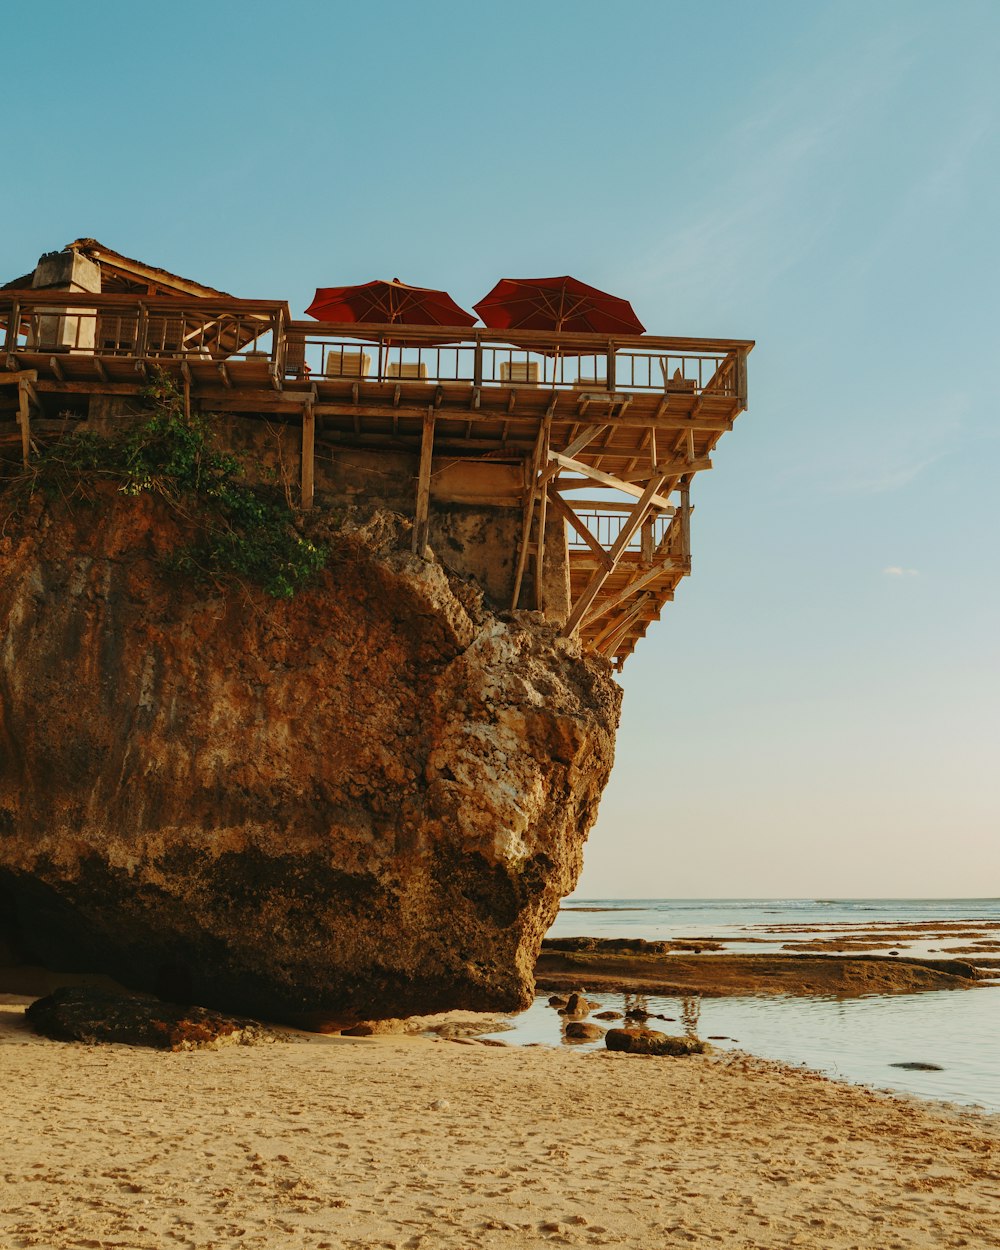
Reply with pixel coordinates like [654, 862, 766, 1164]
[0, 243, 752, 670]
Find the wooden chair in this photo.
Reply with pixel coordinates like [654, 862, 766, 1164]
[500, 361, 539, 384]
[387, 361, 427, 380]
[324, 349, 371, 378]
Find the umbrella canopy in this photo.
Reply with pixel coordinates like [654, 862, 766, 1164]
[473, 276, 645, 337]
[305, 278, 476, 331]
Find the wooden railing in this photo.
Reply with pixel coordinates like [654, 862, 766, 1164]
[1, 291, 287, 370]
[0, 292, 751, 404]
[286, 319, 747, 398]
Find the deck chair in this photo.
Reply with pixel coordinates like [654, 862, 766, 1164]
[324, 349, 371, 378]
[387, 361, 428, 380]
[499, 361, 539, 384]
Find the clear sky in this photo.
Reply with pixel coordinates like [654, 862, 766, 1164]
[5, 1, 998, 897]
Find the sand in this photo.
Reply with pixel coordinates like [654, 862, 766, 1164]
[2, 994, 999, 1250]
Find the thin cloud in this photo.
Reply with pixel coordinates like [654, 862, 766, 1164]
[883, 566, 919, 577]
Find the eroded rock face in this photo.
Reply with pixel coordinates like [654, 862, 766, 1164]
[0, 490, 620, 1024]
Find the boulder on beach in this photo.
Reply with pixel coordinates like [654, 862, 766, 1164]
[0, 493, 620, 1026]
[604, 1028, 711, 1057]
[24, 986, 283, 1051]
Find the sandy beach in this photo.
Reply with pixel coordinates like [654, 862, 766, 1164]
[3, 995, 999, 1249]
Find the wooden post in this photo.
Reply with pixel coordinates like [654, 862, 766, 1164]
[606, 342, 616, 392]
[680, 479, 691, 559]
[510, 423, 547, 608]
[533, 420, 551, 612]
[301, 401, 315, 511]
[641, 514, 655, 564]
[736, 346, 748, 409]
[134, 301, 149, 362]
[411, 409, 435, 556]
[17, 379, 31, 467]
[3, 300, 20, 357]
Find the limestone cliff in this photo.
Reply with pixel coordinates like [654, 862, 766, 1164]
[0, 488, 620, 1024]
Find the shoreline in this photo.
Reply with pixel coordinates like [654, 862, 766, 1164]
[3, 993, 999, 1249]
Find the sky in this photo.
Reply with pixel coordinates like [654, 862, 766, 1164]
[4, 1, 998, 898]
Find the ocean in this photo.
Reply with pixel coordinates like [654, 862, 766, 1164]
[484, 898, 1000, 1112]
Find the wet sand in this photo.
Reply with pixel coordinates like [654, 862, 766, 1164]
[3, 995, 1000, 1249]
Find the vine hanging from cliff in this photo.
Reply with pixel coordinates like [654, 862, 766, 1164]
[3, 371, 327, 598]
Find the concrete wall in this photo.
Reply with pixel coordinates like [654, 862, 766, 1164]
[30, 250, 101, 353]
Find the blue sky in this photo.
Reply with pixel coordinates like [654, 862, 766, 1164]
[5, 1, 998, 896]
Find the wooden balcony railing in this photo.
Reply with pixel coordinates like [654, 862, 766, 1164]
[286, 319, 746, 399]
[1, 291, 287, 372]
[1, 292, 750, 407]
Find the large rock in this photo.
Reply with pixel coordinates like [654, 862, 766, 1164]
[24, 986, 282, 1050]
[0, 489, 620, 1024]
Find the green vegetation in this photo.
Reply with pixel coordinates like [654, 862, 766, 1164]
[5, 371, 327, 598]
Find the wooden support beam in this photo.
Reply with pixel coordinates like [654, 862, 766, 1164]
[546, 487, 614, 570]
[0, 370, 36, 386]
[533, 420, 552, 613]
[597, 457, 711, 486]
[536, 423, 606, 491]
[217, 361, 232, 389]
[561, 471, 667, 638]
[48, 356, 65, 383]
[553, 497, 675, 515]
[411, 409, 435, 556]
[641, 514, 654, 563]
[511, 424, 546, 609]
[301, 402, 315, 511]
[548, 451, 674, 511]
[581, 559, 683, 629]
[93, 356, 108, 382]
[17, 380, 31, 468]
[679, 479, 692, 558]
[592, 593, 652, 651]
[596, 594, 653, 657]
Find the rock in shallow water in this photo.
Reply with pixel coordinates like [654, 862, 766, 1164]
[0, 494, 620, 1024]
[564, 1020, 604, 1041]
[604, 1028, 711, 1057]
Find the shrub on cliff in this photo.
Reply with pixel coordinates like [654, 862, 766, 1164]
[4, 371, 326, 598]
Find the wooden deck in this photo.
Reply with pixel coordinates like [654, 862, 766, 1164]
[1, 291, 752, 669]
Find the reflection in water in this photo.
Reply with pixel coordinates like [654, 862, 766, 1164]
[479, 985, 1000, 1112]
[623, 992, 649, 1019]
[681, 995, 701, 1039]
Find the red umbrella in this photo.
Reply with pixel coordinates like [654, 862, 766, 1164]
[473, 276, 645, 337]
[305, 278, 476, 333]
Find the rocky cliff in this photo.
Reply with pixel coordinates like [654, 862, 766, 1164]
[0, 487, 620, 1024]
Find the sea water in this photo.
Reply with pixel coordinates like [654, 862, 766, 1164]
[484, 899, 1000, 1112]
